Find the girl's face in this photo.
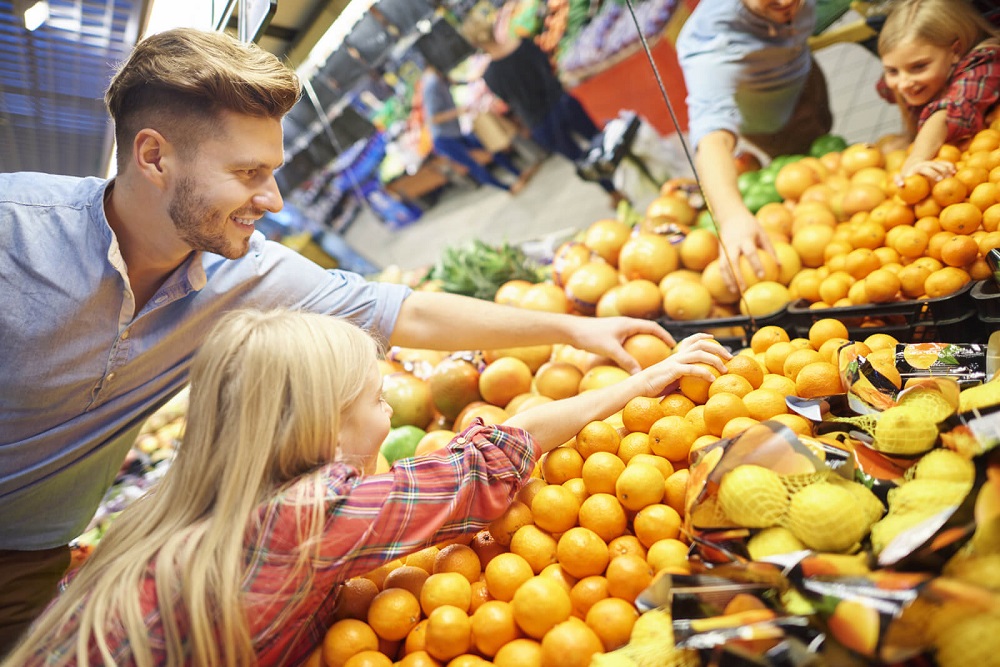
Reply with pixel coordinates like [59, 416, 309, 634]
[338, 361, 393, 473]
[881, 38, 961, 107]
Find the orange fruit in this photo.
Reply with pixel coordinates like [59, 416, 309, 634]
[660, 392, 696, 417]
[969, 182, 999, 211]
[512, 576, 573, 639]
[556, 527, 610, 579]
[575, 420, 621, 459]
[623, 333, 673, 370]
[619, 233, 681, 283]
[605, 554, 654, 602]
[764, 341, 796, 375]
[983, 203, 1000, 232]
[863, 268, 901, 303]
[580, 450, 626, 495]
[424, 605, 472, 662]
[646, 538, 691, 574]
[362, 560, 403, 590]
[940, 235, 980, 268]
[539, 563, 577, 593]
[955, 166, 990, 191]
[532, 362, 583, 401]
[492, 638, 543, 667]
[479, 356, 533, 408]
[447, 655, 488, 667]
[741, 388, 788, 421]
[808, 318, 849, 351]
[570, 575, 610, 619]
[403, 620, 428, 656]
[516, 478, 547, 508]
[844, 248, 880, 280]
[848, 220, 887, 249]
[863, 333, 899, 352]
[627, 453, 674, 481]
[420, 572, 473, 616]
[540, 618, 605, 667]
[896, 174, 931, 204]
[540, 447, 584, 485]
[932, 177, 968, 207]
[343, 651, 393, 667]
[721, 416, 760, 439]
[704, 393, 750, 437]
[578, 492, 629, 542]
[583, 219, 632, 266]
[750, 325, 791, 354]
[383, 566, 431, 601]
[795, 362, 843, 399]
[615, 463, 666, 511]
[622, 395, 666, 433]
[678, 364, 724, 404]
[509, 524, 558, 574]
[488, 501, 532, 548]
[769, 413, 813, 437]
[616, 431, 653, 463]
[893, 226, 930, 259]
[708, 373, 754, 399]
[334, 578, 380, 622]
[684, 405, 710, 439]
[664, 469, 690, 515]
[368, 588, 422, 642]
[471, 600, 521, 657]
[531, 484, 580, 534]
[726, 355, 766, 389]
[818, 272, 853, 305]
[939, 202, 982, 234]
[817, 337, 850, 365]
[760, 373, 797, 395]
[633, 503, 682, 548]
[783, 348, 825, 381]
[434, 544, 482, 585]
[484, 552, 534, 602]
[924, 266, 971, 298]
[608, 535, 648, 561]
[587, 597, 642, 652]
[469, 580, 491, 615]
[648, 415, 698, 461]
[323, 619, 380, 667]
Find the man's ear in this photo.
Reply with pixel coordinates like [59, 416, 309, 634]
[133, 128, 172, 190]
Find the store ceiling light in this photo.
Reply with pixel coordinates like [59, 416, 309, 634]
[14, 0, 50, 31]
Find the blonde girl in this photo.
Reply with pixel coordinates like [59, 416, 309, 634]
[5, 310, 726, 666]
[877, 0, 1000, 182]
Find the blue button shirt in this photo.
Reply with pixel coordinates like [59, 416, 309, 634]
[677, 0, 817, 151]
[0, 172, 411, 550]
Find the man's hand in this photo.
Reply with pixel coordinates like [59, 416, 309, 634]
[570, 317, 676, 374]
[717, 208, 776, 293]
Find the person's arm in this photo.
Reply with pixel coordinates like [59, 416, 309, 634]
[389, 290, 675, 373]
[430, 106, 466, 125]
[897, 110, 955, 183]
[696, 130, 774, 292]
[505, 334, 728, 450]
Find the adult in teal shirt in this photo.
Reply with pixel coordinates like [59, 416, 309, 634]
[677, 0, 832, 290]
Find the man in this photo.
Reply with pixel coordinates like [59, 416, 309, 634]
[677, 0, 833, 290]
[0, 28, 672, 654]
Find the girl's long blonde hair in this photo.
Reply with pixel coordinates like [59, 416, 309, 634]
[878, 0, 1000, 136]
[6, 310, 379, 667]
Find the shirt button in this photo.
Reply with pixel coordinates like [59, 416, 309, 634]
[106, 372, 116, 382]
[120, 330, 130, 340]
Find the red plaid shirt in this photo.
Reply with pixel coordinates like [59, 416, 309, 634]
[877, 41, 1000, 143]
[24, 420, 538, 666]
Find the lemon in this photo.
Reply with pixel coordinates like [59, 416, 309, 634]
[869, 512, 936, 554]
[896, 386, 955, 422]
[717, 465, 789, 528]
[747, 527, 806, 560]
[886, 479, 971, 515]
[935, 614, 1000, 667]
[873, 405, 939, 455]
[785, 482, 870, 552]
[827, 475, 886, 525]
[944, 553, 1000, 591]
[959, 380, 1000, 413]
[908, 449, 975, 485]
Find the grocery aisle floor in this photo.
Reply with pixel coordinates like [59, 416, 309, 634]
[343, 18, 900, 273]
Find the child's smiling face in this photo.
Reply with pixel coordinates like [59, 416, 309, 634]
[881, 37, 961, 108]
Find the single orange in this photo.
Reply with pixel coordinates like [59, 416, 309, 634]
[621, 395, 666, 434]
[509, 524, 558, 575]
[663, 469, 690, 515]
[492, 638, 543, 667]
[647, 415, 698, 461]
[540, 446, 584, 485]
[580, 451, 626, 496]
[470, 600, 521, 657]
[334, 578, 380, 622]
[704, 393, 750, 437]
[484, 552, 534, 602]
[795, 361, 843, 399]
[608, 535, 648, 561]
[577, 492, 629, 542]
[368, 588, 422, 642]
[530, 484, 580, 534]
[616, 431, 653, 463]
[574, 420, 621, 459]
[540, 618, 605, 667]
[511, 576, 573, 639]
[660, 392, 697, 417]
[633, 503, 682, 548]
[488, 501, 532, 548]
[646, 538, 691, 574]
[433, 544, 482, 585]
[323, 619, 380, 667]
[750, 325, 791, 354]
[556, 527, 611, 579]
[605, 554, 654, 602]
[424, 605, 472, 663]
[614, 463, 666, 511]
[585, 597, 640, 652]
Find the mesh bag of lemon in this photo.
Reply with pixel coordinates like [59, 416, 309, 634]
[686, 420, 885, 555]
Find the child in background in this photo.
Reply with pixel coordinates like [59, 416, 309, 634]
[4, 310, 726, 666]
[877, 0, 1000, 183]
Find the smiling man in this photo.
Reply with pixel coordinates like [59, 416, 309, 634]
[677, 0, 832, 292]
[0, 28, 676, 656]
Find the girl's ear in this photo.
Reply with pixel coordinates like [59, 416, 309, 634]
[951, 38, 963, 62]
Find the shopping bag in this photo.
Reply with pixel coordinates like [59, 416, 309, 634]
[472, 112, 519, 153]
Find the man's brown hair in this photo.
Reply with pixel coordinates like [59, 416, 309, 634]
[105, 28, 301, 171]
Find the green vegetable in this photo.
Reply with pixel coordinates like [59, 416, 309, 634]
[744, 181, 783, 213]
[426, 239, 544, 301]
[810, 134, 848, 158]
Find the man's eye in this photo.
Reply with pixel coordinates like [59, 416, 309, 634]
[242, 169, 258, 177]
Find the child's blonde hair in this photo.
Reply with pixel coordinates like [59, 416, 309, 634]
[6, 310, 380, 667]
[878, 0, 998, 59]
[105, 28, 301, 172]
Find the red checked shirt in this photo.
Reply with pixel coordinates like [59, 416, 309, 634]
[23, 420, 538, 666]
[877, 41, 1000, 144]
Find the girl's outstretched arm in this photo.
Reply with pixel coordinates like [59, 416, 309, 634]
[896, 110, 956, 184]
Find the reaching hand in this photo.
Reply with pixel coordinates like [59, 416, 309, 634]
[717, 208, 776, 293]
[571, 317, 676, 374]
[895, 158, 956, 186]
[634, 334, 730, 397]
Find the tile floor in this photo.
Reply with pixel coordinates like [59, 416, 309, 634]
[342, 14, 901, 273]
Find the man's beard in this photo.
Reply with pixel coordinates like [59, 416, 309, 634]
[168, 176, 250, 260]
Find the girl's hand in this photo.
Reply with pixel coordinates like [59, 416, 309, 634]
[635, 334, 730, 397]
[896, 158, 956, 185]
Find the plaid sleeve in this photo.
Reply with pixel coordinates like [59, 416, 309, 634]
[249, 419, 539, 578]
[920, 44, 1000, 144]
[875, 75, 896, 104]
